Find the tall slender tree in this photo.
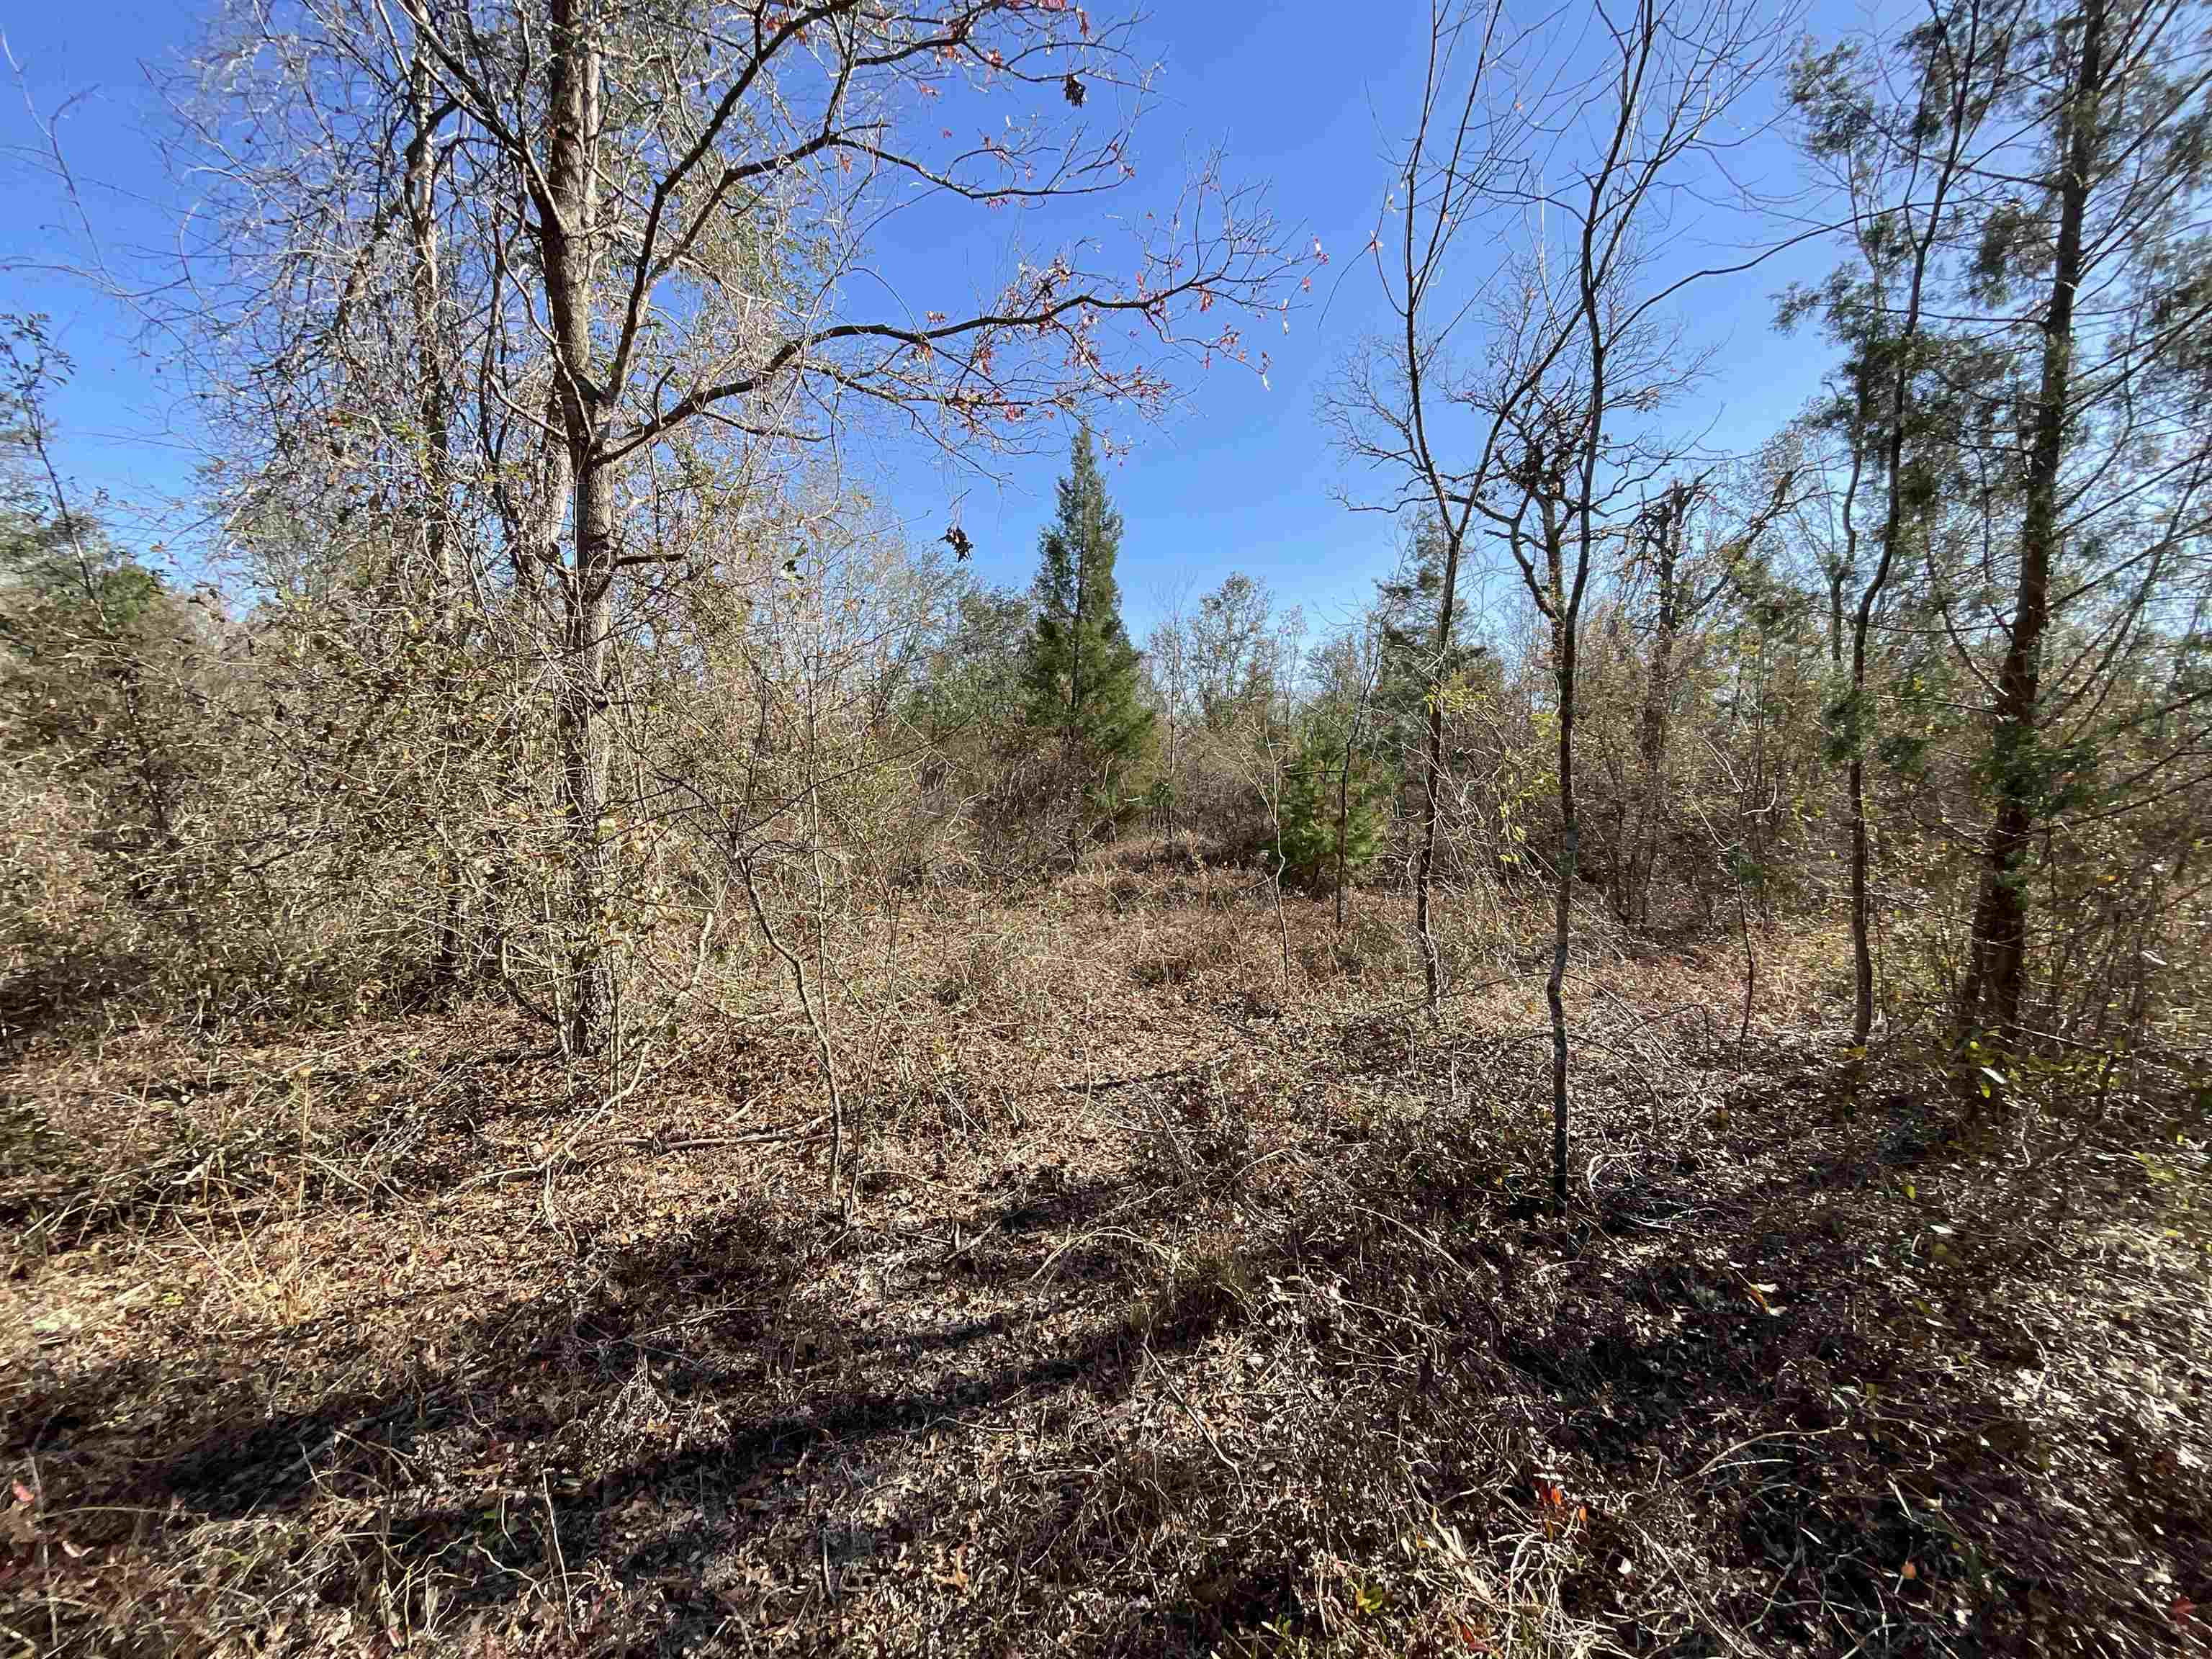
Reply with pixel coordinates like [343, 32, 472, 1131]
[1955, 0, 2116, 1044]
[1789, 0, 2002, 1048]
[1333, 0, 1792, 1208]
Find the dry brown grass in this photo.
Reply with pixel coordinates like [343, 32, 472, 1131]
[3, 865, 2206, 1658]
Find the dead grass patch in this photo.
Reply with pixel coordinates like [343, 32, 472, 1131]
[3, 874, 2205, 1658]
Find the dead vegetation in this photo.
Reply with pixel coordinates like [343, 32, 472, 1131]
[4, 864, 2205, 1659]
[4, 0, 2209, 1650]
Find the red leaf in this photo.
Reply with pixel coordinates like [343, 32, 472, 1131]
[9, 1480, 35, 1507]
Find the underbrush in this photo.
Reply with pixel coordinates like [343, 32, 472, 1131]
[2, 872, 2206, 1658]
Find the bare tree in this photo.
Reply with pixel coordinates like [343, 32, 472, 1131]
[1336, 0, 1791, 1208]
[1614, 465, 1790, 928]
[1322, 0, 1561, 1016]
[182, 0, 1307, 1052]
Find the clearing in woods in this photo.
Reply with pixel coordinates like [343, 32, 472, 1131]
[3, 860, 2208, 1657]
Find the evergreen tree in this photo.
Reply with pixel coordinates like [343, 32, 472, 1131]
[1022, 428, 1152, 793]
[1372, 515, 1477, 741]
[1277, 717, 1385, 894]
[1370, 513, 1487, 792]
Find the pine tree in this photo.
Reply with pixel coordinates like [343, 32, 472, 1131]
[1022, 428, 1152, 796]
[1278, 719, 1385, 894]
[1369, 513, 1488, 801]
[1372, 514, 1478, 758]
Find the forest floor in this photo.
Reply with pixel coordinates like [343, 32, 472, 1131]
[3, 853, 2208, 1658]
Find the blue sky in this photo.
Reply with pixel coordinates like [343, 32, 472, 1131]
[2, 2, 1879, 636]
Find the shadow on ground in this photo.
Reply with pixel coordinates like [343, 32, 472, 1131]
[5, 1025, 2205, 1658]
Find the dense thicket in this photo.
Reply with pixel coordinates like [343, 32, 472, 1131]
[2, 0, 2206, 1129]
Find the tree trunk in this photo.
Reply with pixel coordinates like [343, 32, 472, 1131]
[1162, 697, 1177, 849]
[1548, 622, 1578, 1215]
[1335, 731, 1352, 931]
[1413, 531, 1465, 1017]
[1414, 676, 1448, 1012]
[403, 14, 464, 989]
[1400, 110, 1465, 1018]
[1539, 491, 1575, 1216]
[558, 458, 616, 1053]
[1833, 371, 1869, 676]
[1961, 0, 2106, 1047]
[543, 0, 613, 1053]
[1848, 39, 1972, 1047]
[1830, 374, 1865, 1022]
[1066, 530, 1088, 864]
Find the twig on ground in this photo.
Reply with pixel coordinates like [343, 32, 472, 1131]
[541, 1471, 572, 1635]
[1146, 1347, 1240, 1474]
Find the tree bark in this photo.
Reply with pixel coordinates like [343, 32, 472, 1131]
[1547, 616, 1578, 1215]
[403, 11, 464, 989]
[1066, 514, 1088, 863]
[558, 459, 616, 1054]
[1412, 524, 1467, 1016]
[1961, 0, 2107, 1046]
[544, 0, 613, 1053]
[1335, 730, 1353, 932]
[1845, 732, 1876, 1045]
[1414, 673, 1450, 1012]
